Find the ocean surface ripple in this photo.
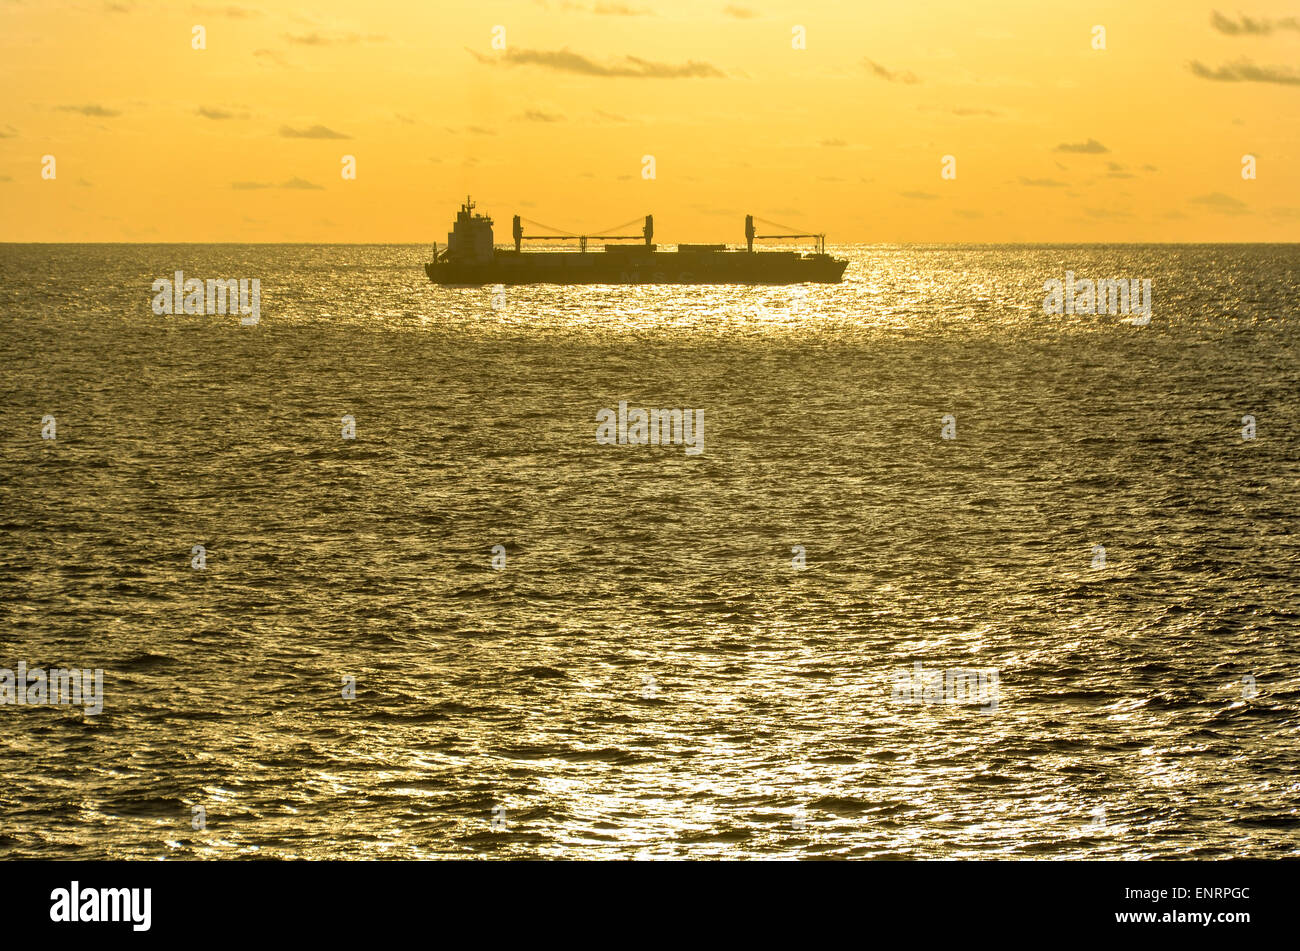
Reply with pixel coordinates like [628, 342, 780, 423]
[1, 243, 1297, 858]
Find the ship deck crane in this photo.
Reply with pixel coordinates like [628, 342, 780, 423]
[746, 215, 826, 255]
[512, 214, 653, 252]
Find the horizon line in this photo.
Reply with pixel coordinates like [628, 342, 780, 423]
[3, 240, 1299, 247]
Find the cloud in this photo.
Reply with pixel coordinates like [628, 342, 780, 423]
[1054, 138, 1108, 154]
[0, 175, 13, 182]
[593, 3, 653, 14]
[197, 106, 247, 120]
[468, 47, 725, 78]
[1190, 192, 1249, 214]
[723, 4, 757, 17]
[545, 0, 654, 12]
[521, 108, 565, 122]
[864, 59, 919, 83]
[1019, 176, 1067, 187]
[279, 123, 351, 139]
[57, 104, 121, 117]
[0, 126, 16, 138]
[253, 48, 290, 68]
[919, 105, 1000, 118]
[901, 190, 939, 200]
[595, 109, 631, 122]
[819, 137, 847, 147]
[284, 32, 334, 46]
[192, 4, 260, 16]
[283, 32, 386, 46]
[1209, 11, 1300, 35]
[1189, 59, 1300, 85]
[231, 178, 325, 190]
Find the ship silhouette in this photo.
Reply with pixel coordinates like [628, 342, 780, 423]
[425, 197, 848, 285]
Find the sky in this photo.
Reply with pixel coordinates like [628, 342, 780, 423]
[1, 0, 1297, 242]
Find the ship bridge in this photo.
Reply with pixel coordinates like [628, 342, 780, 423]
[443, 197, 495, 262]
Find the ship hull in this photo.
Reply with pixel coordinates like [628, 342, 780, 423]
[426, 249, 848, 285]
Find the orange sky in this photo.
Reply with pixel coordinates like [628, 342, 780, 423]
[1, 0, 1297, 242]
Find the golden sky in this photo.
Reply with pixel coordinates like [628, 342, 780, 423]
[1, 0, 1297, 242]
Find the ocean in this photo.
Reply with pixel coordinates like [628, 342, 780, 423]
[1, 243, 1297, 858]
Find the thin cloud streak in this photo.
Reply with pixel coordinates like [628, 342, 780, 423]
[1055, 139, 1108, 154]
[57, 104, 121, 117]
[864, 59, 920, 84]
[279, 124, 352, 139]
[468, 47, 725, 78]
[1210, 11, 1300, 35]
[1190, 59, 1300, 85]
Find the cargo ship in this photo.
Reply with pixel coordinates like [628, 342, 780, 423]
[425, 197, 848, 285]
